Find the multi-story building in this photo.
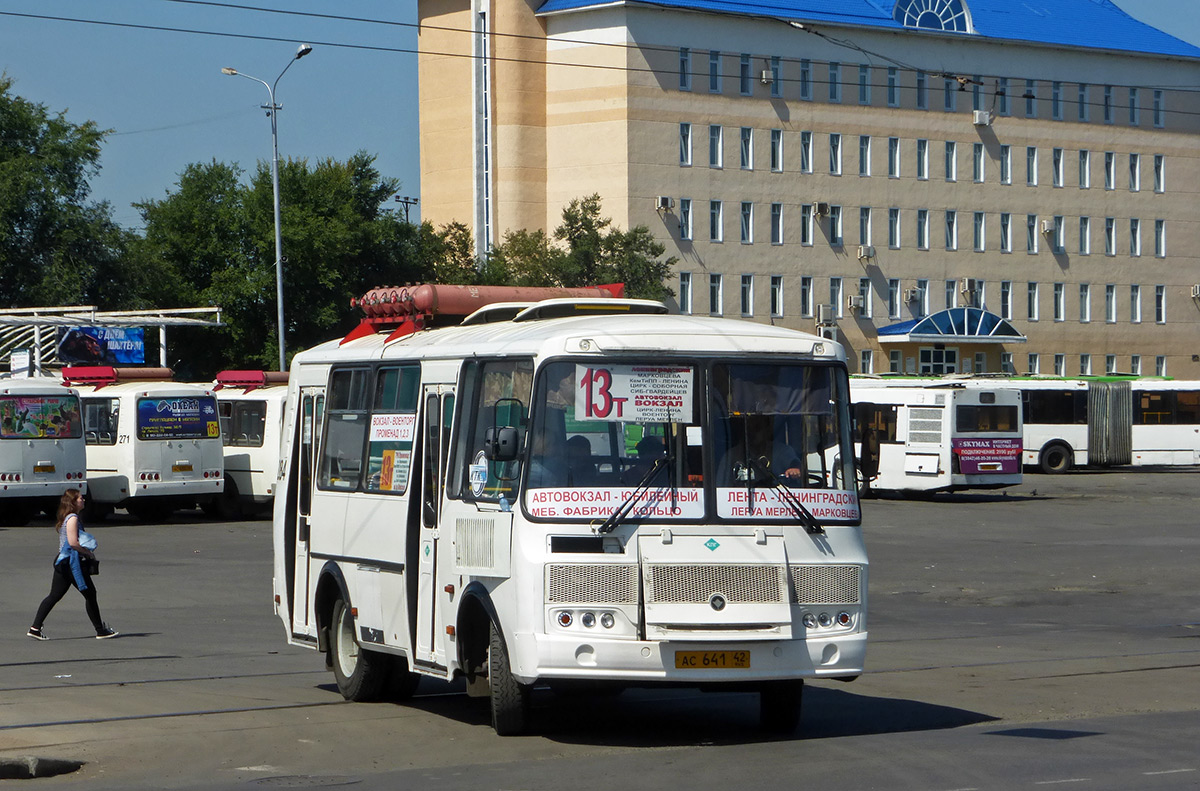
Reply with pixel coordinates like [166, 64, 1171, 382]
[418, 0, 1200, 377]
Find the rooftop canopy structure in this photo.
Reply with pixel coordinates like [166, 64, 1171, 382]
[877, 307, 1026, 344]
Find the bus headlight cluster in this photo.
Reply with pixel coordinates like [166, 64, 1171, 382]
[802, 611, 854, 630]
[554, 609, 617, 630]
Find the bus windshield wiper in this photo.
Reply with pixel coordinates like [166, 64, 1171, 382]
[596, 457, 667, 534]
[746, 455, 824, 535]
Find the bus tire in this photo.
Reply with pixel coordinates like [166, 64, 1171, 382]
[384, 655, 422, 700]
[330, 597, 386, 702]
[488, 620, 531, 736]
[127, 501, 172, 523]
[0, 506, 33, 527]
[759, 679, 803, 733]
[215, 477, 243, 521]
[1039, 443, 1073, 475]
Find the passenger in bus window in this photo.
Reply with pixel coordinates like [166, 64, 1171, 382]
[566, 435, 597, 486]
[721, 415, 804, 485]
[624, 434, 667, 484]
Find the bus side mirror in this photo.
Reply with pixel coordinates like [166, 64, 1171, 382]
[484, 426, 520, 462]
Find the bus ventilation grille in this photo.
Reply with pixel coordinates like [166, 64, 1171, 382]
[645, 564, 786, 604]
[546, 564, 640, 605]
[789, 565, 861, 605]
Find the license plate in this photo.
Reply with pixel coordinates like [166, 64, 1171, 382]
[172, 464, 193, 473]
[675, 650, 751, 669]
[34, 464, 55, 473]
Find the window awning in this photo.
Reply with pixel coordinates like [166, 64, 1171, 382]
[877, 307, 1026, 344]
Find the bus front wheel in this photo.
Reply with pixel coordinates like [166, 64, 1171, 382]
[330, 598, 386, 702]
[488, 621, 531, 736]
[759, 680, 803, 733]
[1039, 443, 1073, 475]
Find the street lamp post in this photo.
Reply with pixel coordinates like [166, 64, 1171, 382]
[221, 43, 312, 372]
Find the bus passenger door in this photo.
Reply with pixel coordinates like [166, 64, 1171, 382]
[415, 386, 454, 666]
[292, 388, 324, 636]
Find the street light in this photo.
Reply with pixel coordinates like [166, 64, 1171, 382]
[221, 43, 313, 371]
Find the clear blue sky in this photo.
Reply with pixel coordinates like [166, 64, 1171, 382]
[0, 0, 1196, 231]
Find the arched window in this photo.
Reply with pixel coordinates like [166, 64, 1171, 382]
[893, 0, 974, 33]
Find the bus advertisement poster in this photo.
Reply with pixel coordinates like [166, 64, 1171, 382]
[1, 395, 82, 439]
[136, 397, 220, 440]
[56, 326, 145, 365]
[951, 437, 1022, 474]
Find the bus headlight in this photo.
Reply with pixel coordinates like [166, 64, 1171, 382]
[802, 613, 818, 629]
[556, 611, 573, 628]
[581, 612, 596, 628]
[599, 613, 615, 629]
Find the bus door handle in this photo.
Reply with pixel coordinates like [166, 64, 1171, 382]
[299, 518, 310, 542]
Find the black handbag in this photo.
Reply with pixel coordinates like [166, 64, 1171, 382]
[82, 557, 100, 576]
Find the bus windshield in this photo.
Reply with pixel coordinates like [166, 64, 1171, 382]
[0, 395, 83, 439]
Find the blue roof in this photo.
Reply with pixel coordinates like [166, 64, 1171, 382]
[536, 0, 1200, 60]
[877, 307, 1025, 343]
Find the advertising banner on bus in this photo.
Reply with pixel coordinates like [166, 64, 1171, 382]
[0, 395, 83, 439]
[951, 437, 1022, 474]
[136, 397, 220, 440]
[56, 326, 145, 365]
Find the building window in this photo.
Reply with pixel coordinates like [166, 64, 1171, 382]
[1130, 218, 1141, 257]
[830, 277, 843, 318]
[890, 350, 902, 374]
[944, 279, 957, 310]
[1079, 216, 1090, 255]
[679, 123, 691, 166]
[1105, 217, 1115, 256]
[1105, 284, 1116, 323]
[740, 127, 753, 170]
[1080, 354, 1092, 376]
[829, 205, 843, 246]
[739, 53, 752, 95]
[1054, 353, 1065, 377]
[1001, 352, 1014, 374]
[1153, 154, 1164, 193]
[859, 206, 872, 246]
[1153, 89, 1164, 128]
[888, 278, 900, 318]
[829, 133, 842, 175]
[1024, 78, 1037, 117]
[1129, 87, 1139, 125]
[679, 198, 692, 241]
[916, 278, 929, 317]
[770, 129, 783, 172]
[973, 142, 984, 183]
[1078, 150, 1090, 188]
[1105, 354, 1116, 375]
[709, 200, 723, 242]
[944, 77, 956, 112]
[1131, 284, 1141, 324]
[1079, 283, 1090, 323]
[916, 138, 928, 180]
[860, 350, 874, 374]
[1155, 219, 1165, 258]
[800, 276, 813, 317]
[1052, 81, 1062, 120]
[997, 76, 1009, 116]
[1130, 355, 1141, 376]
[770, 56, 782, 98]
[1104, 152, 1115, 189]
[888, 207, 900, 249]
[1028, 353, 1040, 375]
[1053, 282, 1065, 321]
[1052, 148, 1063, 187]
[1129, 153, 1140, 191]
[859, 135, 871, 176]
[740, 202, 753, 243]
[1026, 214, 1038, 253]
[916, 70, 927, 109]
[800, 204, 813, 246]
[1155, 356, 1166, 377]
[1078, 83, 1089, 121]
[917, 209, 929, 250]
[828, 62, 841, 103]
[770, 203, 783, 245]
[679, 272, 692, 313]
[800, 59, 811, 100]
[709, 51, 721, 93]
[859, 64, 871, 105]
[1155, 285, 1166, 324]
[679, 48, 691, 90]
[970, 211, 984, 252]
[800, 131, 813, 173]
[740, 274, 754, 316]
[1000, 213, 1011, 253]
[888, 137, 900, 178]
[709, 125, 723, 168]
[709, 273, 723, 315]
[1026, 146, 1038, 186]
[887, 67, 899, 107]
[1052, 215, 1064, 254]
[858, 277, 872, 318]
[770, 275, 784, 317]
[944, 141, 957, 182]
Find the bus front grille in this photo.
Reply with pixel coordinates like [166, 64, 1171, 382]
[546, 564, 640, 605]
[789, 565, 861, 605]
[644, 564, 786, 604]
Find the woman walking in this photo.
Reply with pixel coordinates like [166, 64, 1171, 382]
[27, 488, 118, 640]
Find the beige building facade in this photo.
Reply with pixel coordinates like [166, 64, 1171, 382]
[419, 0, 1200, 377]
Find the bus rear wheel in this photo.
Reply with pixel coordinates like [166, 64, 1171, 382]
[330, 598, 386, 702]
[1039, 443, 1073, 474]
[488, 621, 531, 736]
[759, 680, 803, 733]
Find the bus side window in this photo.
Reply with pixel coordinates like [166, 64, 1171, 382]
[364, 365, 420, 494]
[318, 368, 370, 491]
[452, 359, 533, 502]
[83, 399, 119, 446]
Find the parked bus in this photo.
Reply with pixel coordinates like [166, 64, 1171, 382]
[274, 284, 867, 735]
[850, 379, 1023, 494]
[0, 378, 88, 525]
[64, 366, 224, 521]
[211, 370, 288, 519]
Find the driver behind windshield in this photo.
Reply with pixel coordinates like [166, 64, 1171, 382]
[720, 415, 805, 485]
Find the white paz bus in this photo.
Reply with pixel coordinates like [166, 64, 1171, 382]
[274, 284, 868, 735]
[0, 378, 88, 525]
[65, 366, 224, 521]
[211, 370, 288, 519]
